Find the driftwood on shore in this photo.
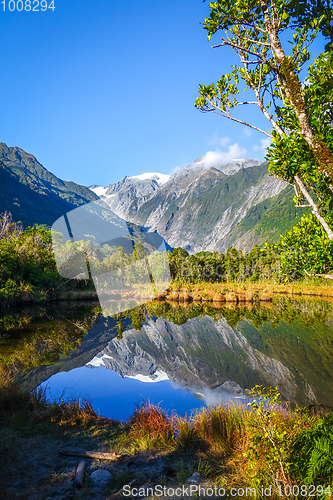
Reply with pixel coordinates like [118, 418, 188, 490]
[74, 460, 86, 486]
[60, 448, 121, 461]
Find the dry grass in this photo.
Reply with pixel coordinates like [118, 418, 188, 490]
[0, 380, 324, 497]
[125, 403, 247, 456]
[176, 415, 199, 450]
[193, 404, 246, 455]
[0, 377, 100, 429]
[127, 402, 175, 448]
[50, 398, 97, 426]
[116, 400, 321, 495]
[0, 380, 48, 427]
[123, 402, 251, 465]
[166, 281, 333, 303]
[0, 378, 121, 500]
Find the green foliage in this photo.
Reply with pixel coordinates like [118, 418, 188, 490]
[0, 143, 97, 228]
[278, 213, 333, 279]
[267, 51, 333, 207]
[0, 224, 59, 304]
[168, 208, 333, 283]
[196, 0, 321, 129]
[0, 215, 97, 306]
[290, 412, 333, 486]
[196, 0, 333, 256]
[286, 0, 333, 52]
[168, 243, 283, 284]
[245, 386, 304, 490]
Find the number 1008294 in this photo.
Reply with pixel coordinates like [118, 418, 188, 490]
[1, 0, 55, 11]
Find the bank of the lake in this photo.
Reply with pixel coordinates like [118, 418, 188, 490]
[2, 297, 333, 498]
[1, 379, 333, 500]
[159, 280, 333, 304]
[1, 216, 333, 309]
[43, 276, 333, 308]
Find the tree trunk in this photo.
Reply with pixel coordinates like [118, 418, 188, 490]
[294, 175, 333, 241]
[260, 0, 333, 184]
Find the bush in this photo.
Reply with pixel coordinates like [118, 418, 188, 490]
[290, 412, 333, 486]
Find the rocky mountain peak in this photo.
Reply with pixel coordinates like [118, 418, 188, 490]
[87, 156, 306, 254]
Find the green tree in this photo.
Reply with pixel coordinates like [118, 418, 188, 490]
[278, 213, 333, 279]
[196, 0, 333, 244]
[286, 0, 333, 51]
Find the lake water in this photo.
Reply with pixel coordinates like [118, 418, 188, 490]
[2, 298, 333, 421]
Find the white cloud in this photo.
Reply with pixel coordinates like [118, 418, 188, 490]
[170, 142, 247, 176]
[243, 127, 252, 137]
[201, 143, 247, 168]
[253, 137, 271, 152]
[208, 132, 231, 148]
[170, 165, 182, 175]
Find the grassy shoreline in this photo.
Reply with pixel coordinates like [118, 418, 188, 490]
[158, 281, 333, 304]
[1, 380, 333, 500]
[2, 277, 333, 310]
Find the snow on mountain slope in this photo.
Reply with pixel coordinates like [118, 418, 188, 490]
[90, 186, 108, 197]
[129, 172, 170, 185]
[89, 172, 170, 205]
[86, 158, 300, 254]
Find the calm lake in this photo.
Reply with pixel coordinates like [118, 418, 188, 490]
[1, 297, 333, 421]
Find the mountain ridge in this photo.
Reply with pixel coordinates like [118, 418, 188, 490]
[0, 143, 310, 251]
[90, 158, 305, 253]
[0, 142, 98, 227]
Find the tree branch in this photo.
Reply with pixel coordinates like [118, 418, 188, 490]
[260, 0, 333, 184]
[304, 269, 333, 280]
[212, 39, 271, 64]
[234, 101, 258, 105]
[243, 60, 284, 136]
[202, 99, 273, 136]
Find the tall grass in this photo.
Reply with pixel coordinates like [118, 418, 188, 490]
[121, 399, 326, 497]
[124, 401, 248, 460]
[1, 379, 328, 497]
[127, 402, 175, 449]
[193, 404, 246, 454]
[0, 377, 98, 428]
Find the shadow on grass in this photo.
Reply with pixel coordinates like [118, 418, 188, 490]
[0, 377, 122, 499]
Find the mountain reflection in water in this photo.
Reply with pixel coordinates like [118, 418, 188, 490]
[2, 298, 333, 420]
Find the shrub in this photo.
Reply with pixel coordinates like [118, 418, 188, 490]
[289, 412, 333, 486]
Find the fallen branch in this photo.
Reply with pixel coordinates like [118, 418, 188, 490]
[60, 448, 121, 461]
[74, 460, 86, 487]
[304, 269, 333, 280]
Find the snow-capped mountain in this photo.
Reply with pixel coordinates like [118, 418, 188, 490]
[87, 157, 308, 253]
[90, 172, 170, 199]
[129, 172, 170, 185]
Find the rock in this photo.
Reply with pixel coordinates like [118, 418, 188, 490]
[93, 158, 287, 254]
[128, 456, 165, 479]
[307, 404, 333, 416]
[193, 392, 205, 401]
[185, 472, 203, 484]
[149, 457, 165, 477]
[90, 468, 111, 485]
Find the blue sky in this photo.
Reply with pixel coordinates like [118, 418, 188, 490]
[0, 0, 325, 186]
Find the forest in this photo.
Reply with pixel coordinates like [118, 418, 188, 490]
[0, 206, 333, 307]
